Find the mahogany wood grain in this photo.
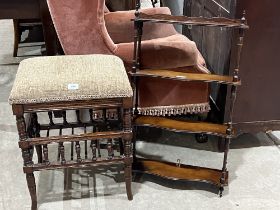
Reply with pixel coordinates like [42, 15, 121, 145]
[133, 158, 228, 187]
[137, 13, 249, 29]
[135, 116, 230, 137]
[130, 69, 241, 85]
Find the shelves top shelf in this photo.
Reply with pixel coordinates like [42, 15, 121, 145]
[129, 69, 240, 85]
[136, 13, 249, 29]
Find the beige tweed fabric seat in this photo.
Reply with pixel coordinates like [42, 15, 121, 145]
[9, 54, 133, 104]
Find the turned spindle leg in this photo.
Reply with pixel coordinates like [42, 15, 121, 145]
[62, 110, 68, 125]
[59, 142, 66, 164]
[84, 126, 88, 159]
[71, 127, 74, 160]
[119, 138, 124, 156]
[57, 127, 63, 161]
[31, 113, 42, 163]
[76, 141, 82, 162]
[35, 145, 42, 163]
[123, 105, 133, 200]
[16, 111, 36, 209]
[219, 137, 230, 197]
[48, 111, 54, 126]
[76, 110, 81, 123]
[43, 144, 49, 164]
[26, 173, 37, 210]
[218, 21, 246, 196]
[124, 163, 133, 200]
[107, 139, 114, 159]
[124, 136, 133, 200]
[90, 140, 97, 160]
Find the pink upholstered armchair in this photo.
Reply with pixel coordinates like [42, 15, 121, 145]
[47, 0, 210, 116]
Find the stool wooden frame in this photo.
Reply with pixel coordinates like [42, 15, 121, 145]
[12, 97, 133, 210]
[131, 0, 248, 196]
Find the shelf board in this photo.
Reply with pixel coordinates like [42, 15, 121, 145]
[135, 116, 230, 137]
[130, 69, 240, 85]
[133, 158, 228, 187]
[136, 13, 249, 29]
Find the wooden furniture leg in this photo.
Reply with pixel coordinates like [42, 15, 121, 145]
[14, 108, 37, 210]
[124, 163, 133, 200]
[219, 137, 230, 196]
[26, 173, 37, 210]
[39, 0, 59, 55]
[123, 104, 133, 200]
[13, 19, 20, 57]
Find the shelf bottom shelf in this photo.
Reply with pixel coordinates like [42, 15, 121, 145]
[133, 158, 228, 187]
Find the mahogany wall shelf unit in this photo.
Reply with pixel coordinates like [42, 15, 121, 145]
[131, 0, 248, 196]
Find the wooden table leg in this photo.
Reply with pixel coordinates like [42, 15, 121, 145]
[13, 19, 20, 57]
[38, 0, 59, 55]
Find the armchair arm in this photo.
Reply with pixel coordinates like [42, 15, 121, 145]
[105, 7, 178, 44]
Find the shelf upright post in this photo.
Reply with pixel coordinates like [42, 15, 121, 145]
[132, 0, 143, 115]
[132, 0, 143, 159]
[220, 11, 246, 197]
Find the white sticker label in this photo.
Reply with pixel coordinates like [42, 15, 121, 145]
[68, 84, 79, 90]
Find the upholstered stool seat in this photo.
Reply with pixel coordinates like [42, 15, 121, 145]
[9, 54, 133, 104]
[9, 54, 133, 210]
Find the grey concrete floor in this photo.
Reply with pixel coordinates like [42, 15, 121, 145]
[1, 16, 280, 210]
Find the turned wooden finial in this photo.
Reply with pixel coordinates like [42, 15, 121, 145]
[135, 0, 141, 16]
[241, 10, 247, 24]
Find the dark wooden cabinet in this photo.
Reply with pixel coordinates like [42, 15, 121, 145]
[0, 0, 40, 19]
[0, 0, 58, 55]
[185, 0, 280, 134]
[105, 0, 136, 11]
[233, 0, 280, 133]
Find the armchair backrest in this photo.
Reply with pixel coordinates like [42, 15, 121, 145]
[47, 0, 116, 55]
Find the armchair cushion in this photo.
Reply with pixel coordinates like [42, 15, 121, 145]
[115, 34, 209, 73]
[105, 7, 177, 44]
